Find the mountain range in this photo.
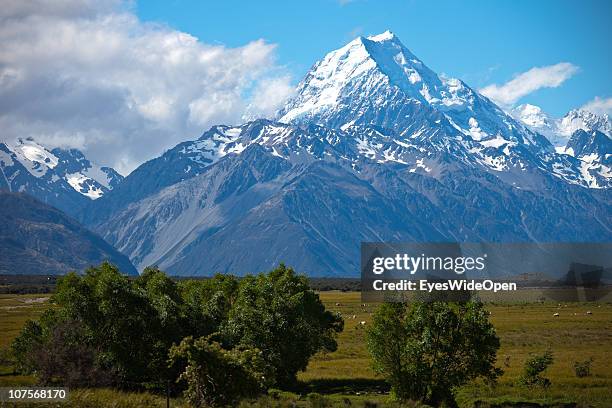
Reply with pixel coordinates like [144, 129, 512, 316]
[1, 31, 610, 276]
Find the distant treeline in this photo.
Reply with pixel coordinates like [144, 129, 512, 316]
[0, 274, 361, 294]
[0, 274, 58, 294]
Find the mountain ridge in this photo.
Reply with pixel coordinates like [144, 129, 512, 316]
[0, 191, 137, 276]
[0, 139, 123, 215]
[512, 103, 611, 149]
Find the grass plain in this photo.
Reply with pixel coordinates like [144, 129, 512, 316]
[0, 291, 611, 407]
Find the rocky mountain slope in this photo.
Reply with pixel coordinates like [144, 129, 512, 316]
[0, 192, 136, 275]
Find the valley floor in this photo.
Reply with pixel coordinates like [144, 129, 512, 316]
[1, 292, 611, 407]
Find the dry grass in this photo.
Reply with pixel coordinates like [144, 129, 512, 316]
[0, 294, 51, 349]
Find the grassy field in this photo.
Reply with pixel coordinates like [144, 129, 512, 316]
[1, 292, 611, 407]
[304, 292, 612, 407]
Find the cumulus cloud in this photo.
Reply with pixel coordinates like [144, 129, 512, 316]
[0, 0, 293, 174]
[243, 76, 295, 121]
[581, 96, 612, 116]
[479, 62, 579, 107]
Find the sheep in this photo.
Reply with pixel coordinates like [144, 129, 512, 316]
[553, 312, 560, 317]
[586, 311, 593, 315]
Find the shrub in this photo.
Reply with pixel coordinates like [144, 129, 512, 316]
[169, 335, 267, 407]
[519, 350, 554, 387]
[306, 392, 331, 408]
[32, 320, 114, 387]
[0, 346, 14, 367]
[366, 301, 502, 407]
[574, 357, 594, 378]
[11, 319, 43, 374]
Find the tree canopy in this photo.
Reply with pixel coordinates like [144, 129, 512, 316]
[221, 264, 344, 387]
[11, 262, 343, 398]
[366, 300, 502, 407]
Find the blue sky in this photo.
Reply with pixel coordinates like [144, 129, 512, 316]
[137, 0, 611, 117]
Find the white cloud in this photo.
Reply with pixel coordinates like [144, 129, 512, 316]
[243, 76, 295, 121]
[581, 96, 612, 116]
[479, 62, 579, 107]
[0, 0, 293, 174]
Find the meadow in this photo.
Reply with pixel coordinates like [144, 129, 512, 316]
[0, 292, 611, 407]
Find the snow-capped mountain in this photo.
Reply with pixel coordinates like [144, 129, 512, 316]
[512, 104, 611, 147]
[279, 31, 611, 189]
[566, 129, 612, 159]
[510, 104, 561, 147]
[84, 118, 611, 275]
[511, 104, 611, 187]
[77, 32, 610, 276]
[559, 109, 611, 139]
[563, 129, 612, 188]
[279, 31, 548, 147]
[0, 138, 123, 214]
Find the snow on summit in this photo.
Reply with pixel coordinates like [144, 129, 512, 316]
[0, 138, 123, 201]
[278, 31, 539, 145]
[274, 31, 609, 188]
[278, 30, 445, 124]
[512, 104, 611, 149]
[9, 139, 59, 178]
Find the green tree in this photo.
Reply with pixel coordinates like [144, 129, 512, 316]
[178, 273, 239, 338]
[135, 266, 193, 383]
[519, 350, 553, 387]
[64, 263, 163, 383]
[169, 335, 267, 407]
[222, 264, 344, 387]
[366, 301, 502, 407]
[13, 262, 178, 386]
[11, 262, 343, 399]
[11, 318, 44, 374]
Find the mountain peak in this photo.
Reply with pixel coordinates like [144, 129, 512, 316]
[559, 108, 611, 138]
[277, 30, 442, 126]
[366, 30, 397, 43]
[511, 104, 552, 129]
[277, 31, 541, 149]
[512, 103, 611, 151]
